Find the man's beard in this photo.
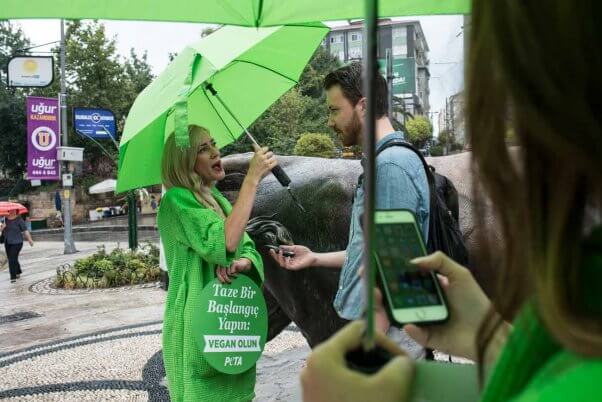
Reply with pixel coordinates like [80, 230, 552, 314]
[340, 111, 362, 147]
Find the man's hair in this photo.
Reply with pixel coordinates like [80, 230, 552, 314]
[323, 61, 388, 118]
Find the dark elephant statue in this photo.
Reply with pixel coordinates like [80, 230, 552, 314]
[217, 151, 496, 348]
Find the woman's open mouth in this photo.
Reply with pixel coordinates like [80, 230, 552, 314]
[211, 160, 224, 173]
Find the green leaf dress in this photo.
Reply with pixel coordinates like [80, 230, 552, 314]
[158, 186, 264, 402]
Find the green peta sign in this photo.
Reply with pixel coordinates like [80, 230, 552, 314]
[192, 275, 268, 374]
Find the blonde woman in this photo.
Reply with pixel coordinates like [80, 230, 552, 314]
[158, 125, 276, 402]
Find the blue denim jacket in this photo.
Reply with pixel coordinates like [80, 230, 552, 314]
[333, 132, 430, 320]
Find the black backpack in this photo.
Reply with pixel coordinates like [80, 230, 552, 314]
[372, 138, 469, 266]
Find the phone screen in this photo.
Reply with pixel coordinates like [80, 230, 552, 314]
[375, 222, 442, 309]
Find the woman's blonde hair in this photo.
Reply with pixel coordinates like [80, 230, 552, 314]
[161, 125, 225, 218]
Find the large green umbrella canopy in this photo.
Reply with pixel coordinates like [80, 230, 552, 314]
[3, 1, 470, 26]
[116, 23, 329, 193]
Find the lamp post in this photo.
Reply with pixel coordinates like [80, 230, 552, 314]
[59, 19, 76, 254]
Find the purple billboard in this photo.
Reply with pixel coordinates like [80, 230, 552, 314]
[27, 96, 60, 180]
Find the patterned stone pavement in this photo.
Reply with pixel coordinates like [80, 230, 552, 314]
[0, 241, 308, 401]
[0, 320, 307, 401]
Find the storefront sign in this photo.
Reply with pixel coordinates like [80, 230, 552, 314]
[8, 56, 54, 87]
[73, 107, 116, 139]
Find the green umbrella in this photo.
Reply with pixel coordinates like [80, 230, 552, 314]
[3, 0, 470, 26]
[116, 23, 329, 193]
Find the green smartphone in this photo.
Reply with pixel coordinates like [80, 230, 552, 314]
[375, 209, 449, 326]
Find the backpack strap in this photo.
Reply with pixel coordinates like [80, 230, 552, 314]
[373, 138, 435, 187]
[356, 138, 434, 188]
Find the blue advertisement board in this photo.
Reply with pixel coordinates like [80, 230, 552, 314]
[73, 107, 116, 139]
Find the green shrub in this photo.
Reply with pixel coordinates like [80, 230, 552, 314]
[56, 244, 161, 289]
[293, 133, 336, 158]
[430, 145, 444, 157]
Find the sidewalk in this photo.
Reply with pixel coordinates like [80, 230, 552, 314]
[0, 241, 307, 401]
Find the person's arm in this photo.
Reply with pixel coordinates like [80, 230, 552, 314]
[162, 189, 237, 267]
[224, 175, 260, 252]
[270, 247, 346, 270]
[23, 230, 34, 246]
[230, 232, 265, 285]
[313, 251, 346, 267]
[224, 146, 276, 252]
[301, 321, 414, 402]
[18, 220, 33, 246]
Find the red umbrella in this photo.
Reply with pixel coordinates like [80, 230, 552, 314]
[0, 202, 28, 216]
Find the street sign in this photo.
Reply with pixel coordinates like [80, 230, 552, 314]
[7, 56, 54, 87]
[73, 107, 116, 139]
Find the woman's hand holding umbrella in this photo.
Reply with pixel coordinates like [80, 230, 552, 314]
[300, 321, 414, 402]
[246, 145, 278, 184]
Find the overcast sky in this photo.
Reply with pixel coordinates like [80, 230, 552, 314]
[14, 15, 464, 134]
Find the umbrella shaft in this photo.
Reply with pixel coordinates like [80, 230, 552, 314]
[242, 128, 260, 148]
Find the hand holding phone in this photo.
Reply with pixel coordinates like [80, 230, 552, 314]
[404, 252, 494, 361]
[374, 209, 449, 326]
[264, 244, 295, 257]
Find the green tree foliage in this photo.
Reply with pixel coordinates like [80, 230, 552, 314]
[437, 129, 454, 147]
[437, 129, 464, 153]
[222, 46, 341, 156]
[0, 22, 31, 179]
[293, 133, 336, 158]
[405, 115, 432, 148]
[124, 48, 154, 95]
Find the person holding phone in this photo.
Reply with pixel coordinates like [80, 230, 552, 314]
[1, 209, 34, 283]
[270, 62, 429, 358]
[299, 1, 602, 401]
[158, 125, 276, 402]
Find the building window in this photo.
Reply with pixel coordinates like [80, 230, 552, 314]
[392, 28, 407, 57]
[392, 27, 406, 38]
[338, 50, 345, 60]
[330, 37, 335, 43]
[351, 32, 362, 42]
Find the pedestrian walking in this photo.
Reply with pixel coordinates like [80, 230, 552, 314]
[0, 209, 34, 283]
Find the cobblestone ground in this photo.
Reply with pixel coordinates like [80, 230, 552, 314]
[0, 241, 308, 401]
